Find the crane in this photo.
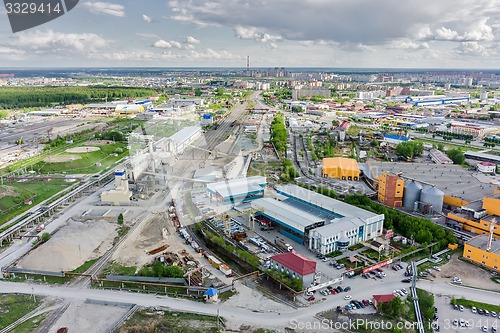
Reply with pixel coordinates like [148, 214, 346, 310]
[214, 206, 263, 236]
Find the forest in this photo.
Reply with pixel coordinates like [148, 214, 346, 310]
[0, 86, 161, 109]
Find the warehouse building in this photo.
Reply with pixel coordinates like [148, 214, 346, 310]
[270, 250, 317, 286]
[463, 234, 500, 272]
[322, 157, 360, 181]
[429, 149, 453, 165]
[252, 185, 384, 255]
[208, 176, 266, 205]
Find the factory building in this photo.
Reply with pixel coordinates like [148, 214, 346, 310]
[101, 169, 132, 205]
[377, 173, 404, 207]
[322, 157, 360, 181]
[207, 176, 266, 205]
[115, 104, 145, 115]
[450, 122, 498, 138]
[447, 195, 500, 238]
[429, 149, 453, 165]
[270, 251, 317, 286]
[166, 126, 202, 155]
[463, 234, 500, 272]
[252, 185, 384, 255]
[464, 151, 500, 166]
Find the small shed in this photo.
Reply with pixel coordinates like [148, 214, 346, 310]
[373, 294, 396, 310]
[204, 288, 219, 303]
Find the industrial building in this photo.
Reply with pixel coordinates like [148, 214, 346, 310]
[115, 104, 145, 115]
[322, 158, 360, 181]
[200, 114, 214, 126]
[166, 126, 202, 155]
[405, 96, 470, 107]
[207, 176, 266, 205]
[269, 250, 317, 286]
[429, 149, 453, 165]
[101, 169, 132, 205]
[463, 234, 500, 272]
[363, 160, 498, 210]
[464, 151, 500, 166]
[377, 173, 404, 207]
[447, 195, 500, 238]
[478, 162, 496, 173]
[252, 185, 384, 255]
[450, 122, 498, 138]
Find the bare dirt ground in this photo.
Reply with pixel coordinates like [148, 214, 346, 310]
[223, 280, 292, 313]
[84, 140, 114, 146]
[18, 218, 117, 271]
[430, 253, 500, 291]
[48, 300, 130, 333]
[66, 146, 100, 153]
[0, 185, 19, 199]
[42, 154, 81, 163]
[112, 212, 186, 268]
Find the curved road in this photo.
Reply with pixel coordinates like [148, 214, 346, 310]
[2, 273, 496, 330]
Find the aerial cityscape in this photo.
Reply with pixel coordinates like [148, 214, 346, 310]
[1, 2, 500, 333]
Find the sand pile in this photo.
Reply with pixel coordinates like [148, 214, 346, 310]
[18, 219, 116, 272]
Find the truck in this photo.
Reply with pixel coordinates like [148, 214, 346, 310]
[274, 238, 293, 252]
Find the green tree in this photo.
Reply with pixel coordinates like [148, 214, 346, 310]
[117, 213, 124, 225]
[446, 149, 465, 165]
[395, 141, 424, 160]
[437, 143, 444, 152]
[41, 232, 51, 243]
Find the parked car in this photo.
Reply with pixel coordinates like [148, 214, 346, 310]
[472, 306, 477, 314]
[307, 296, 315, 301]
[401, 278, 411, 283]
[491, 311, 497, 317]
[459, 305, 464, 311]
[362, 299, 370, 306]
[344, 295, 352, 300]
[344, 286, 351, 292]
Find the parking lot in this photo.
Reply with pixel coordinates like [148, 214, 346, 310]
[435, 293, 499, 333]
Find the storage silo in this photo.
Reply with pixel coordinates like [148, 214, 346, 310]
[403, 181, 422, 209]
[420, 186, 445, 214]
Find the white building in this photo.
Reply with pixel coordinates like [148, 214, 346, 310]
[478, 162, 496, 174]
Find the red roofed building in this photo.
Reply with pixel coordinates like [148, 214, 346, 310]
[372, 294, 396, 310]
[270, 250, 317, 286]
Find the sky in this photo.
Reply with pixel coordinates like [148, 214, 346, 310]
[0, 0, 500, 68]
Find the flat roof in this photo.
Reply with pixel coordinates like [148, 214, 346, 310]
[208, 176, 266, 198]
[322, 157, 360, 172]
[252, 198, 324, 232]
[312, 217, 366, 237]
[276, 184, 382, 222]
[169, 126, 201, 144]
[366, 160, 498, 204]
[464, 151, 500, 163]
[467, 235, 500, 254]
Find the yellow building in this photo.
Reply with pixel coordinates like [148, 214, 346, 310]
[463, 235, 500, 272]
[322, 158, 360, 181]
[377, 173, 404, 207]
[447, 195, 500, 238]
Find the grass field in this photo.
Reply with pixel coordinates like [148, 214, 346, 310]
[0, 294, 42, 330]
[31, 142, 128, 174]
[0, 178, 71, 227]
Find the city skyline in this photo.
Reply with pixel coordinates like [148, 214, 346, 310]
[0, 0, 500, 68]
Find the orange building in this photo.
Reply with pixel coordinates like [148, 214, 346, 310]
[377, 173, 404, 207]
[447, 195, 500, 238]
[322, 158, 360, 181]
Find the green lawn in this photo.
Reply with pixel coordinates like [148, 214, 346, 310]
[0, 178, 71, 228]
[0, 294, 42, 330]
[11, 313, 48, 333]
[31, 143, 128, 174]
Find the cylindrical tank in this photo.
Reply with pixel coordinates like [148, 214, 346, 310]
[420, 186, 445, 214]
[403, 181, 422, 209]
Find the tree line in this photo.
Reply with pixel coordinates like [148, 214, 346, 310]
[270, 113, 287, 156]
[0, 86, 161, 109]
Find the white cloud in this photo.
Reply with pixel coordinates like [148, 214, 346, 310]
[435, 27, 462, 41]
[388, 39, 430, 50]
[457, 41, 493, 56]
[185, 36, 200, 44]
[142, 14, 153, 23]
[234, 26, 282, 44]
[152, 40, 182, 49]
[82, 1, 125, 17]
[153, 40, 172, 48]
[11, 30, 107, 53]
